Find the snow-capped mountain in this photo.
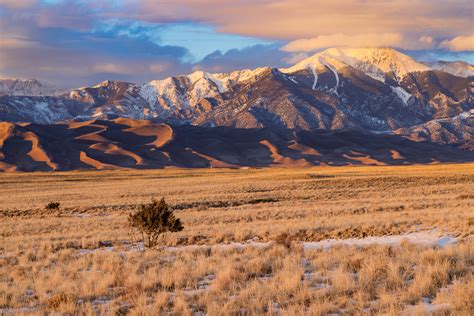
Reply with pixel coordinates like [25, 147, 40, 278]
[0, 48, 472, 137]
[0, 79, 60, 96]
[425, 61, 474, 78]
[138, 68, 269, 119]
[395, 110, 474, 149]
[282, 47, 431, 83]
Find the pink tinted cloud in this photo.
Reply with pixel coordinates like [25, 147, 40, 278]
[0, 0, 36, 9]
[125, 0, 472, 41]
[440, 35, 474, 51]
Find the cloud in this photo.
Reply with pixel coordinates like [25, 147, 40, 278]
[0, 0, 472, 87]
[0, 0, 36, 9]
[194, 44, 289, 73]
[281, 33, 439, 52]
[439, 35, 474, 51]
[0, 37, 37, 48]
[0, 13, 192, 87]
[281, 33, 404, 52]
[125, 0, 472, 41]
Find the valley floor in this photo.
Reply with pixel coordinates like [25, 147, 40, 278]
[1, 164, 473, 315]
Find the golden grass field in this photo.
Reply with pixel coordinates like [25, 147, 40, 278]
[1, 164, 473, 315]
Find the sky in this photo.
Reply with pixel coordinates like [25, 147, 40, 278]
[0, 0, 473, 88]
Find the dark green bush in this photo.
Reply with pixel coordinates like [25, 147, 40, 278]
[45, 202, 60, 210]
[128, 198, 183, 248]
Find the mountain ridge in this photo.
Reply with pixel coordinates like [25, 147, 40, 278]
[0, 47, 472, 150]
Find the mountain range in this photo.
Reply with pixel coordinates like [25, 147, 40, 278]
[0, 48, 473, 171]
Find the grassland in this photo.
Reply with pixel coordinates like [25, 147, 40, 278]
[1, 164, 473, 315]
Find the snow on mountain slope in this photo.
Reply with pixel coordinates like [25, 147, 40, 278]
[426, 61, 474, 78]
[0, 79, 60, 96]
[282, 47, 430, 83]
[0, 48, 471, 135]
[395, 110, 474, 148]
[139, 67, 269, 113]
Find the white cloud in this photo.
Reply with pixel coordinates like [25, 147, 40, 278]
[439, 35, 474, 51]
[0, 37, 37, 48]
[281, 33, 404, 52]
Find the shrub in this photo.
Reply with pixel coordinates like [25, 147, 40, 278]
[128, 198, 183, 248]
[45, 201, 61, 216]
[45, 202, 60, 210]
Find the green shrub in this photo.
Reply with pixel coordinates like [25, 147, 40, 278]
[45, 202, 60, 211]
[45, 202, 61, 216]
[128, 198, 183, 248]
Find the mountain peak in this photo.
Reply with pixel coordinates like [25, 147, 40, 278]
[282, 47, 430, 82]
[0, 78, 59, 96]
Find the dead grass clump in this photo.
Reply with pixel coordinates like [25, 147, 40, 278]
[46, 293, 76, 311]
[212, 263, 247, 293]
[274, 232, 293, 249]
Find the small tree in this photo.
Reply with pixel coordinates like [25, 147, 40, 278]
[45, 202, 61, 216]
[128, 198, 183, 248]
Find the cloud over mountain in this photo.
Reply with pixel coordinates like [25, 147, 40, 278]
[0, 0, 472, 88]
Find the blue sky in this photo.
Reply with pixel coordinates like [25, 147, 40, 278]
[94, 20, 274, 62]
[0, 0, 472, 87]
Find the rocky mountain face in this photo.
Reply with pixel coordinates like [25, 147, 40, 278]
[395, 110, 474, 150]
[425, 61, 474, 78]
[0, 79, 60, 97]
[0, 48, 472, 149]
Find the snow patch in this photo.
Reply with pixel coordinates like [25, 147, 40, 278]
[288, 77, 299, 85]
[391, 86, 412, 105]
[160, 230, 456, 253]
[303, 231, 457, 250]
[309, 67, 318, 90]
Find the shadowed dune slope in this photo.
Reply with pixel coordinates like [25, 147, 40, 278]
[0, 119, 473, 171]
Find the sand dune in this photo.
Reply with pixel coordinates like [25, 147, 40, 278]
[189, 149, 240, 168]
[342, 152, 386, 166]
[21, 131, 58, 170]
[113, 118, 153, 128]
[124, 124, 174, 147]
[0, 122, 13, 147]
[259, 140, 310, 166]
[79, 151, 121, 170]
[0, 122, 13, 161]
[0, 119, 472, 171]
[0, 161, 17, 172]
[288, 143, 321, 156]
[390, 150, 405, 160]
[89, 143, 144, 165]
[68, 120, 97, 129]
[76, 132, 109, 142]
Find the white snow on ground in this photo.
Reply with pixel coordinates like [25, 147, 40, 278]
[403, 299, 452, 315]
[288, 77, 298, 84]
[74, 230, 457, 255]
[34, 102, 50, 113]
[303, 231, 457, 250]
[319, 57, 339, 95]
[391, 86, 412, 105]
[309, 67, 318, 90]
[163, 230, 456, 252]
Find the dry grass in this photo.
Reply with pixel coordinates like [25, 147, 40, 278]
[0, 163, 473, 315]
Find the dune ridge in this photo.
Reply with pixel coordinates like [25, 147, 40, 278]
[0, 119, 472, 171]
[21, 131, 58, 170]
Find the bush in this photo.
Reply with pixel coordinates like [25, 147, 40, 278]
[45, 202, 60, 210]
[128, 198, 183, 248]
